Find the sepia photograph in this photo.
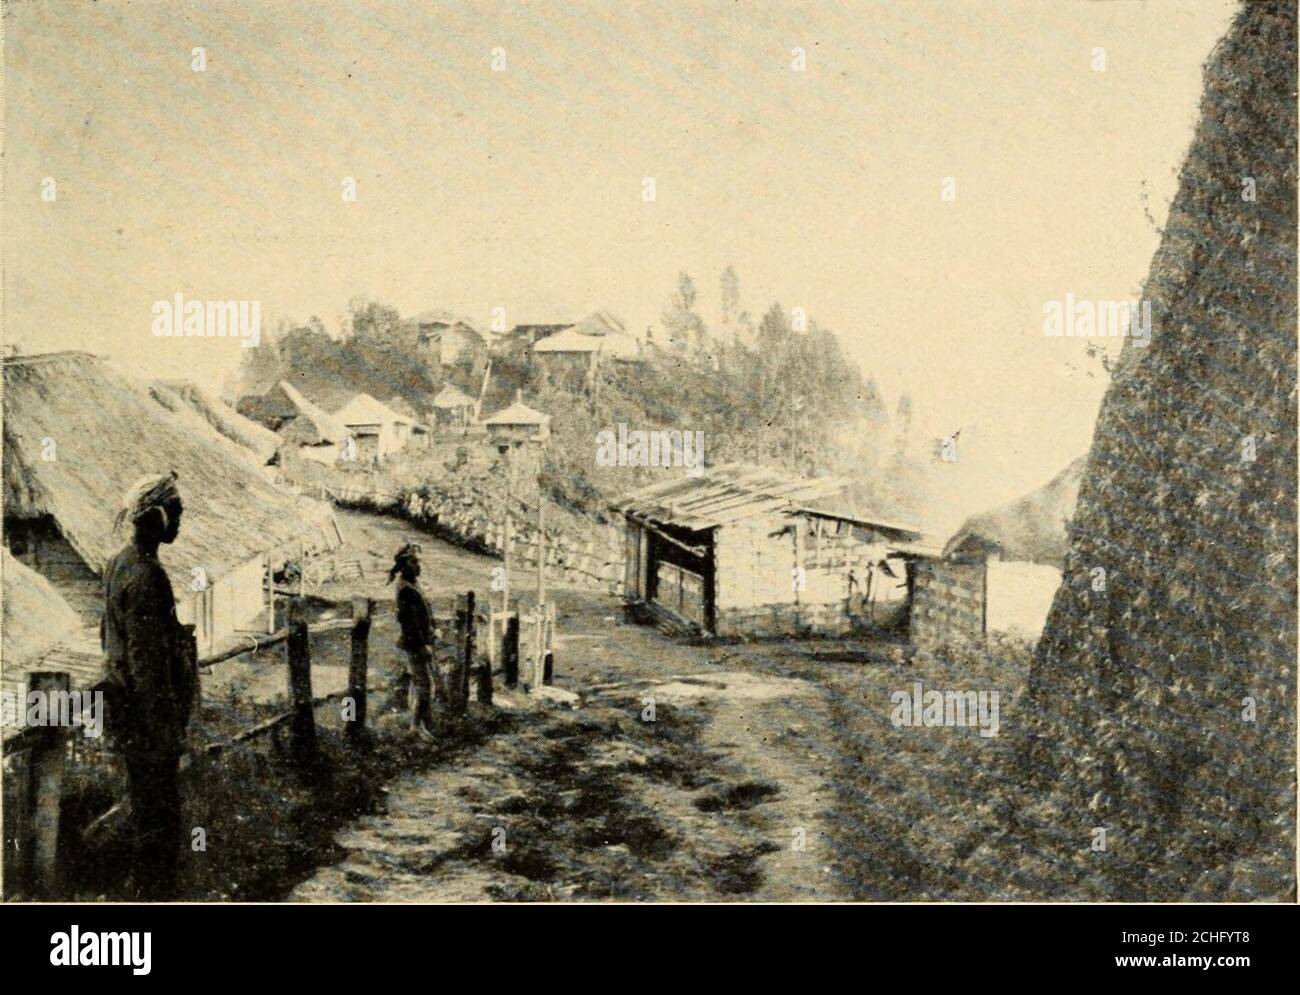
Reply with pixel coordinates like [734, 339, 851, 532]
[0, 0, 1295, 954]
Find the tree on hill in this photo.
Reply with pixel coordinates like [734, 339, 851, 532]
[661, 271, 708, 357]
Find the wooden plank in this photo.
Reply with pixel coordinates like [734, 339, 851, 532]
[26, 672, 69, 898]
[286, 599, 316, 765]
[347, 597, 371, 744]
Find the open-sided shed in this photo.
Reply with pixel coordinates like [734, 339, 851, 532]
[613, 464, 924, 637]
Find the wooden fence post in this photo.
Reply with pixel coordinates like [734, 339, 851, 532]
[503, 614, 520, 688]
[450, 593, 468, 715]
[462, 590, 475, 708]
[266, 552, 276, 634]
[26, 671, 70, 898]
[2, 746, 32, 897]
[347, 596, 371, 745]
[540, 602, 555, 686]
[543, 603, 555, 686]
[287, 598, 316, 765]
[476, 629, 493, 708]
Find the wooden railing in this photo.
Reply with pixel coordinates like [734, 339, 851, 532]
[1, 591, 503, 900]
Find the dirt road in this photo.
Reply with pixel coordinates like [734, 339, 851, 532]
[284, 511, 851, 900]
[287, 510, 1038, 902]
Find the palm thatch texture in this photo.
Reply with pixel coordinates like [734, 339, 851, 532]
[3, 351, 332, 586]
[944, 457, 1085, 568]
[1, 547, 81, 665]
[0, 549, 103, 719]
[149, 379, 281, 463]
[273, 380, 347, 445]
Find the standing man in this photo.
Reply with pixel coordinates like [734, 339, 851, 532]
[102, 471, 196, 901]
[388, 543, 442, 737]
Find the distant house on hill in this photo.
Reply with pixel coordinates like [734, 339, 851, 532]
[907, 457, 1084, 649]
[238, 381, 348, 463]
[3, 351, 337, 654]
[333, 392, 425, 460]
[482, 395, 551, 446]
[613, 464, 925, 638]
[531, 309, 644, 381]
[505, 321, 576, 349]
[431, 383, 477, 428]
[412, 310, 485, 368]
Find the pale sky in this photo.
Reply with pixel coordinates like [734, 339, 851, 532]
[3, 0, 1237, 509]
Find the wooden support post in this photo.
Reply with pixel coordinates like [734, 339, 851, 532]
[476, 636, 493, 707]
[347, 596, 371, 745]
[543, 606, 554, 686]
[26, 671, 70, 899]
[504, 613, 520, 688]
[450, 593, 468, 715]
[537, 500, 546, 604]
[286, 598, 316, 764]
[462, 590, 475, 708]
[3, 745, 33, 897]
[531, 608, 544, 689]
[266, 552, 276, 634]
[502, 514, 512, 614]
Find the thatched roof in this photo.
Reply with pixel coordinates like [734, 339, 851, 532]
[432, 384, 476, 409]
[1, 548, 81, 665]
[1, 549, 103, 727]
[482, 399, 550, 427]
[944, 456, 1086, 567]
[150, 379, 280, 463]
[3, 352, 333, 582]
[334, 392, 413, 427]
[412, 309, 483, 340]
[274, 380, 347, 445]
[532, 309, 643, 359]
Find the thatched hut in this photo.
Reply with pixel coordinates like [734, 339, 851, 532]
[333, 392, 420, 459]
[431, 383, 477, 428]
[532, 309, 644, 384]
[3, 351, 336, 654]
[1, 549, 102, 715]
[912, 456, 1085, 643]
[482, 397, 551, 446]
[271, 381, 347, 447]
[944, 457, 1084, 568]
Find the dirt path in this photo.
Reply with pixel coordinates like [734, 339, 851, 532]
[262, 512, 853, 901]
[292, 617, 847, 901]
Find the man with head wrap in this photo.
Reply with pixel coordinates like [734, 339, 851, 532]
[388, 542, 441, 738]
[102, 471, 195, 900]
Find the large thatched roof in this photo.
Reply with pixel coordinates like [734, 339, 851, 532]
[432, 384, 476, 409]
[150, 379, 281, 463]
[1, 547, 81, 665]
[274, 380, 346, 445]
[3, 352, 332, 582]
[944, 457, 1085, 567]
[1, 549, 103, 727]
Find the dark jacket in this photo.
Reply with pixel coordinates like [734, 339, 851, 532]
[102, 544, 191, 754]
[395, 578, 434, 654]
